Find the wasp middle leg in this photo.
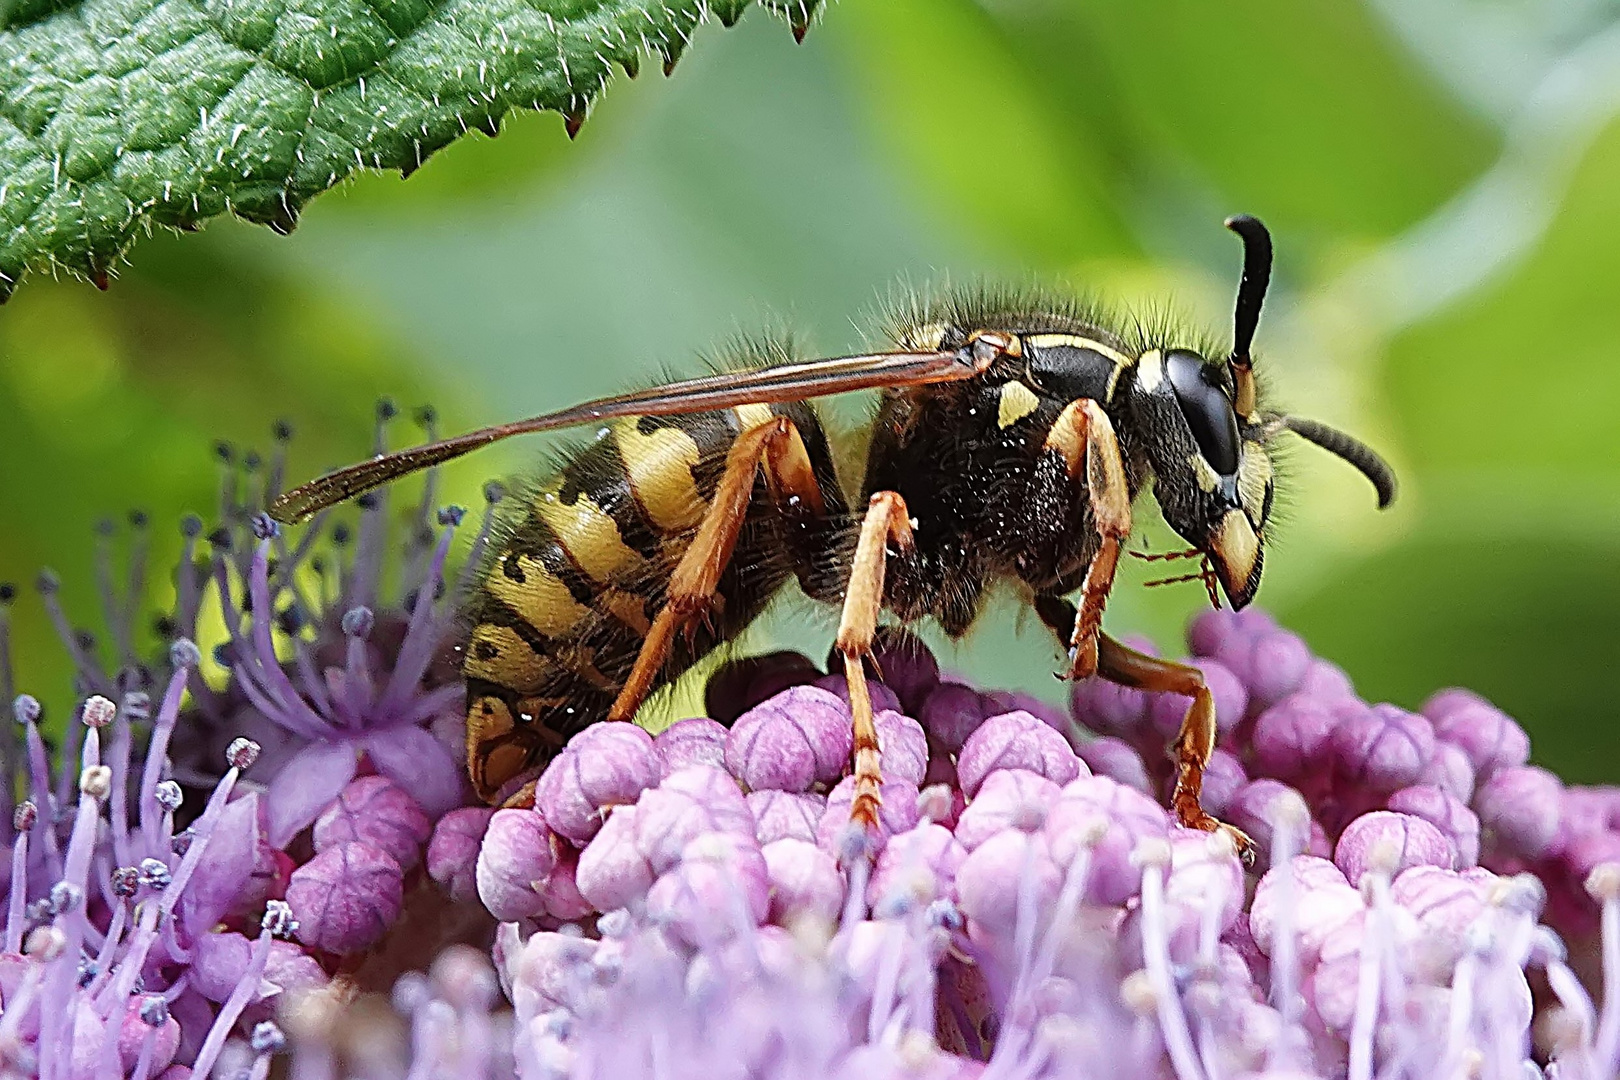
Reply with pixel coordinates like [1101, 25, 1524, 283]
[836, 490, 915, 829]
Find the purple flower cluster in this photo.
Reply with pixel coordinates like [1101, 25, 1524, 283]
[417, 615, 1620, 1080]
[0, 414, 501, 1076]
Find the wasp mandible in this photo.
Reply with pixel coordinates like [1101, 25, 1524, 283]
[271, 216, 1396, 850]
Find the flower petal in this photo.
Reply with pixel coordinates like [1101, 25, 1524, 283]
[265, 740, 358, 847]
[180, 791, 261, 941]
[364, 725, 466, 817]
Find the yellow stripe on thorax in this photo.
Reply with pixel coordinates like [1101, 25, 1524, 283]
[535, 484, 644, 582]
[485, 552, 590, 638]
[613, 417, 707, 532]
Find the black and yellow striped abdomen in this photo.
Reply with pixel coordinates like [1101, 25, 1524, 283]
[461, 400, 845, 801]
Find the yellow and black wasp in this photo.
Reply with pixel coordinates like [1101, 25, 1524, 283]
[270, 216, 1396, 847]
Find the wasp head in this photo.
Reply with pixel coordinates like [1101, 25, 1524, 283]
[1130, 347, 1274, 609]
[1131, 215, 1395, 611]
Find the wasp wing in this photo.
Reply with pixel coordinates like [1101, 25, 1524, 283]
[269, 347, 969, 524]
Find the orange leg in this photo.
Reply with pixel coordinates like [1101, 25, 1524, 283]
[835, 491, 915, 828]
[1042, 399, 1132, 678]
[606, 416, 828, 722]
[1095, 634, 1254, 858]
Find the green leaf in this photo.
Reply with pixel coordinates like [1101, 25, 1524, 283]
[0, 0, 814, 298]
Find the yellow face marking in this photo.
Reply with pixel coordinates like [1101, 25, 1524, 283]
[486, 553, 591, 638]
[1211, 510, 1260, 596]
[535, 485, 643, 583]
[1189, 453, 1221, 494]
[996, 381, 1041, 429]
[733, 403, 775, 432]
[465, 623, 553, 689]
[1237, 445, 1274, 524]
[1137, 349, 1164, 393]
[613, 417, 706, 532]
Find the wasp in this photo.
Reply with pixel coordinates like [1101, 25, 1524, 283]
[270, 216, 1396, 848]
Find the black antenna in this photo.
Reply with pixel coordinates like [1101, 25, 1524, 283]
[1223, 214, 1272, 418]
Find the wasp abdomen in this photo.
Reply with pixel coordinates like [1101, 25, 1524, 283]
[462, 403, 832, 801]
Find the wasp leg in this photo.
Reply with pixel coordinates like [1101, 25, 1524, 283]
[1043, 399, 1132, 678]
[1095, 633, 1254, 857]
[836, 491, 915, 829]
[606, 416, 827, 723]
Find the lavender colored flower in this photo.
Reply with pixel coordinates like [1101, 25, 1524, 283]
[724, 686, 852, 792]
[476, 808, 559, 921]
[285, 840, 405, 953]
[1073, 734, 1153, 794]
[1423, 690, 1530, 779]
[1476, 763, 1564, 859]
[1334, 810, 1456, 885]
[956, 711, 1086, 797]
[1147, 657, 1248, 739]
[762, 838, 843, 923]
[652, 718, 730, 778]
[312, 775, 433, 871]
[746, 789, 826, 845]
[427, 806, 495, 903]
[535, 721, 660, 844]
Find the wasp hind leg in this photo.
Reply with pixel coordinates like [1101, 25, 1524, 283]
[607, 416, 829, 723]
[836, 491, 915, 830]
[1095, 633, 1255, 859]
[1041, 398, 1132, 679]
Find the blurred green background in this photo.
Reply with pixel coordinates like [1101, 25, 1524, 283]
[4, 0, 1620, 779]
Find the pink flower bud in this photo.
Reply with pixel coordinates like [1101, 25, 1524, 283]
[869, 822, 966, 912]
[957, 831, 1060, 938]
[747, 789, 825, 845]
[1249, 856, 1363, 966]
[646, 832, 769, 947]
[313, 775, 431, 872]
[190, 932, 328, 1002]
[956, 712, 1085, 797]
[1424, 692, 1528, 779]
[725, 686, 853, 792]
[1250, 695, 1337, 783]
[286, 840, 404, 953]
[1331, 703, 1435, 793]
[867, 629, 940, 714]
[634, 766, 754, 873]
[954, 769, 1061, 851]
[1044, 775, 1170, 906]
[918, 682, 999, 754]
[1073, 736, 1152, 794]
[1388, 784, 1480, 866]
[817, 778, 920, 851]
[534, 722, 660, 844]
[814, 674, 902, 719]
[1334, 811, 1456, 887]
[762, 838, 843, 923]
[427, 807, 494, 904]
[874, 710, 928, 787]
[576, 805, 655, 912]
[540, 845, 593, 921]
[653, 718, 729, 778]
[1476, 765, 1563, 860]
[476, 808, 558, 921]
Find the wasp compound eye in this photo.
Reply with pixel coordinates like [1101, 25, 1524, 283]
[1165, 349, 1240, 477]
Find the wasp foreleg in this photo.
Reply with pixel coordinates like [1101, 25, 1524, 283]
[835, 491, 916, 830]
[1043, 399, 1132, 679]
[607, 416, 826, 722]
[1095, 633, 1254, 859]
